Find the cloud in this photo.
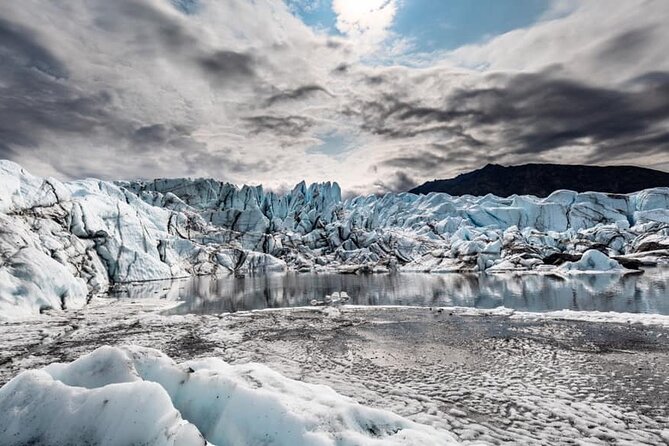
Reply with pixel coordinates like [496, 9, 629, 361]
[0, 0, 331, 181]
[0, 18, 67, 79]
[0, 17, 118, 155]
[447, 71, 668, 158]
[197, 50, 256, 81]
[244, 115, 315, 138]
[448, 0, 669, 85]
[0, 0, 667, 194]
[332, 0, 398, 44]
[266, 85, 331, 106]
[380, 145, 480, 173]
[373, 171, 418, 194]
[352, 69, 669, 187]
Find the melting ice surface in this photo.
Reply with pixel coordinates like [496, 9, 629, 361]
[112, 268, 669, 316]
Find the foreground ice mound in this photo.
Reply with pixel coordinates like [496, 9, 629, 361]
[0, 346, 456, 446]
[1, 159, 669, 318]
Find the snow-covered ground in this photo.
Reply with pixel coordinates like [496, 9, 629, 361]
[2, 159, 669, 319]
[1, 298, 668, 445]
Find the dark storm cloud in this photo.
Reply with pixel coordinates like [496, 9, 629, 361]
[452, 72, 669, 156]
[129, 123, 202, 152]
[198, 50, 255, 80]
[131, 124, 177, 145]
[0, 18, 116, 158]
[0, 2, 252, 177]
[373, 171, 418, 194]
[350, 70, 669, 168]
[344, 94, 479, 140]
[628, 71, 669, 88]
[380, 143, 484, 171]
[0, 16, 202, 165]
[244, 115, 314, 137]
[0, 18, 68, 79]
[377, 142, 492, 183]
[94, 0, 257, 84]
[265, 85, 330, 106]
[381, 151, 449, 172]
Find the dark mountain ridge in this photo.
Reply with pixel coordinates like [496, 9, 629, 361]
[409, 163, 669, 197]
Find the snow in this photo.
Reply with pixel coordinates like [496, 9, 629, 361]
[1, 159, 669, 318]
[509, 308, 669, 326]
[435, 305, 669, 327]
[0, 345, 456, 446]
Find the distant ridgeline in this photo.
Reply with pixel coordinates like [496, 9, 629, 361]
[409, 164, 669, 197]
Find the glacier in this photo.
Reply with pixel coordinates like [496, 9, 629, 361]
[1, 159, 669, 318]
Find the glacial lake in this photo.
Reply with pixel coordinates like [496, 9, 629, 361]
[111, 267, 669, 316]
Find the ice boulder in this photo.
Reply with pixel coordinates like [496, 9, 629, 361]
[0, 346, 457, 446]
[0, 368, 204, 445]
[0, 247, 88, 319]
[558, 249, 625, 273]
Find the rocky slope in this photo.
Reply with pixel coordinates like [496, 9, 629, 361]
[1, 160, 669, 318]
[410, 163, 669, 197]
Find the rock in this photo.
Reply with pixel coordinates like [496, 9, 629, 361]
[543, 252, 581, 266]
[611, 256, 643, 270]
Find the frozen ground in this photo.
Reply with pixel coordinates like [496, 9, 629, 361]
[1, 298, 668, 445]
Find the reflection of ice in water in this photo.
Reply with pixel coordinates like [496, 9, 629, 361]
[112, 268, 669, 316]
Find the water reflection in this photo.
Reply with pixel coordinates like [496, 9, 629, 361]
[111, 268, 669, 315]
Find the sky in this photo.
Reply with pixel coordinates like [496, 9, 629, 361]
[1, 0, 668, 195]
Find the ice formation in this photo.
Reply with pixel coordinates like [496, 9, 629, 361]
[558, 249, 626, 273]
[1, 159, 669, 317]
[0, 345, 455, 446]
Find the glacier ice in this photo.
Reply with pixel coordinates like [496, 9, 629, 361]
[1, 159, 669, 318]
[558, 249, 626, 273]
[0, 345, 456, 446]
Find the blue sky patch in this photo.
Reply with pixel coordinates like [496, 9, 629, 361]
[285, 0, 552, 53]
[394, 0, 551, 52]
[171, 0, 199, 15]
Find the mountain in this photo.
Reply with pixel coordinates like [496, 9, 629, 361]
[409, 163, 669, 197]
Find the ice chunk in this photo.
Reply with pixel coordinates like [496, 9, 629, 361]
[0, 247, 87, 319]
[559, 249, 625, 273]
[0, 346, 456, 446]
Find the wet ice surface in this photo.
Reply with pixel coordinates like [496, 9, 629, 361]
[110, 268, 669, 316]
[1, 299, 668, 445]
